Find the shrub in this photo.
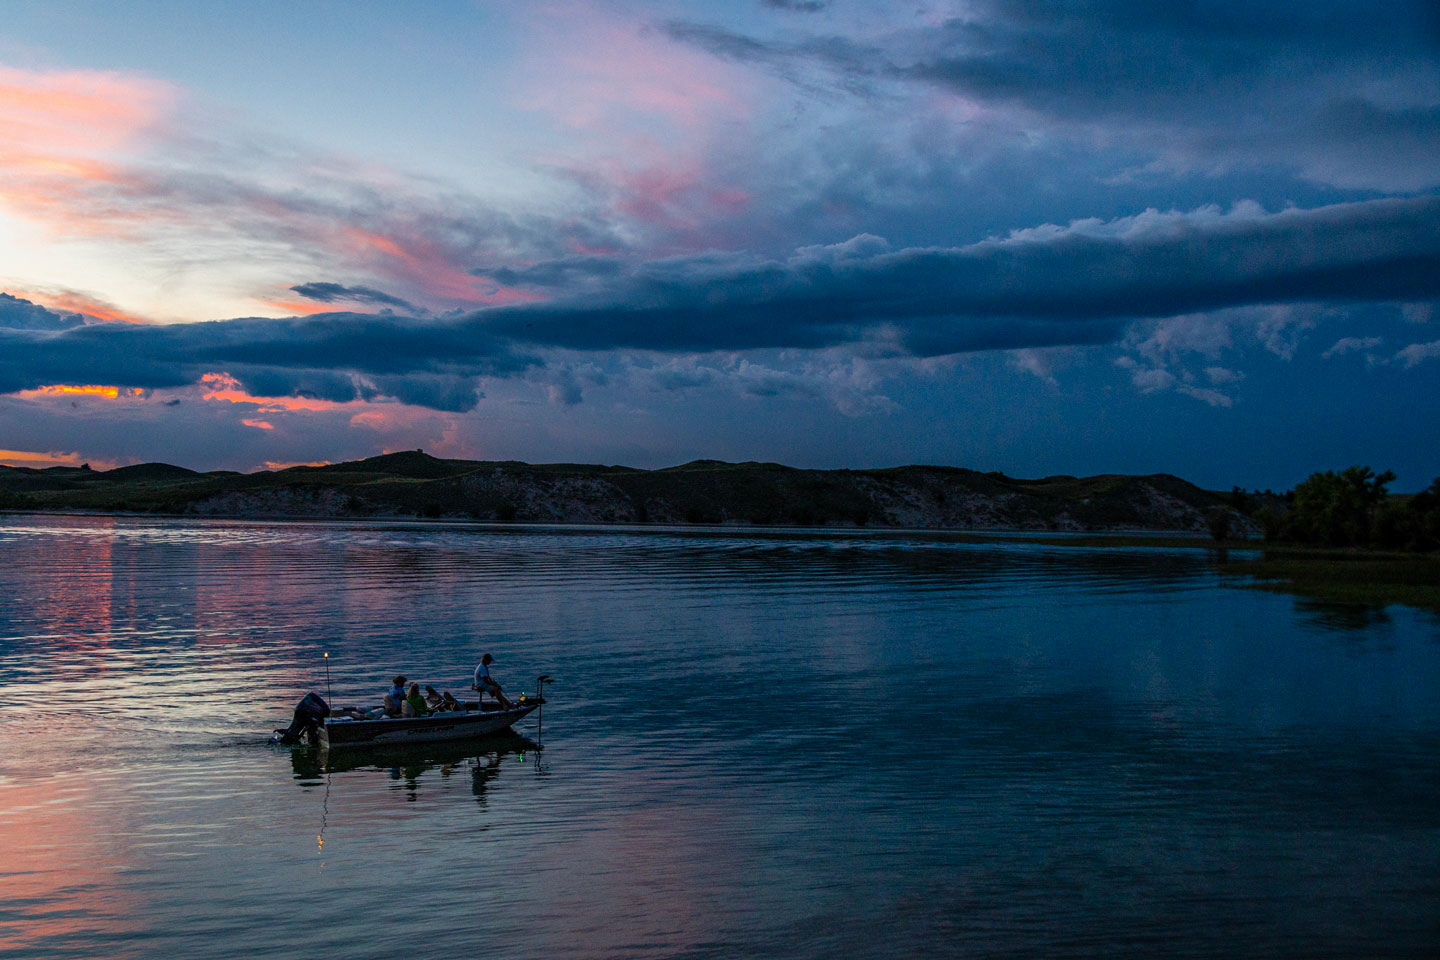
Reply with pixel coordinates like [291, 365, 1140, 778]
[1284, 466, 1395, 546]
[1207, 509, 1232, 541]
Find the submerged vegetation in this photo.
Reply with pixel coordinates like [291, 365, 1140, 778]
[1216, 548, 1440, 613]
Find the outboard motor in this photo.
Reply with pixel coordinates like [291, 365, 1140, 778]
[273, 692, 330, 746]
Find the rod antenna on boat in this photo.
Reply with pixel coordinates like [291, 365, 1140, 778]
[324, 652, 332, 703]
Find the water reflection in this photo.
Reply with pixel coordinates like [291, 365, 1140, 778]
[3, 516, 1440, 959]
[291, 732, 542, 805]
[1296, 598, 1394, 633]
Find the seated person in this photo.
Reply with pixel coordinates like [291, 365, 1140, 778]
[440, 691, 462, 711]
[472, 653, 513, 708]
[402, 682, 430, 718]
[384, 675, 408, 717]
[424, 685, 445, 709]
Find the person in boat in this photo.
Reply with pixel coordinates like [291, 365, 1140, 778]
[423, 685, 465, 712]
[384, 675, 408, 717]
[473, 653, 513, 708]
[402, 682, 430, 718]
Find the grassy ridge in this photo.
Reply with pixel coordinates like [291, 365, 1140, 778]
[5, 453, 1433, 612]
[0, 451, 1242, 532]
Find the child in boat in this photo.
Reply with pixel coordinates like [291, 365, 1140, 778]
[402, 682, 430, 717]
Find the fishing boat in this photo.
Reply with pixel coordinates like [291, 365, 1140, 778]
[272, 676, 550, 749]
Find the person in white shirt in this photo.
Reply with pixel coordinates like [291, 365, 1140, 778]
[472, 653, 513, 708]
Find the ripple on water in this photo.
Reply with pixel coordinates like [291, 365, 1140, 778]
[1, 515, 1439, 959]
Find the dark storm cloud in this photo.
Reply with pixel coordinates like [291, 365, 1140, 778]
[0, 293, 85, 331]
[4, 195, 1437, 409]
[667, 0, 1440, 189]
[289, 282, 421, 314]
[480, 195, 1440, 355]
[474, 256, 625, 291]
[0, 308, 533, 412]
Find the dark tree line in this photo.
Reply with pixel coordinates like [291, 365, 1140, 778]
[1235, 467, 1440, 551]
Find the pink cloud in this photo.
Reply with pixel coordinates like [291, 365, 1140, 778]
[2, 282, 152, 324]
[612, 163, 751, 230]
[516, 6, 749, 136]
[0, 63, 550, 317]
[0, 64, 172, 156]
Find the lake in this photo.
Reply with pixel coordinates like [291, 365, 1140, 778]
[1, 515, 1438, 959]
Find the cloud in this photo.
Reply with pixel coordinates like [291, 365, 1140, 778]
[668, 1, 1440, 190]
[632, 353, 895, 415]
[481, 195, 1440, 355]
[1401, 302, 1435, 324]
[1176, 384, 1234, 408]
[0, 293, 84, 331]
[0, 447, 123, 470]
[1322, 336, 1383, 359]
[289, 282, 421, 314]
[0, 301, 533, 412]
[2, 192, 1437, 413]
[762, 0, 826, 11]
[475, 256, 625, 292]
[1130, 367, 1176, 393]
[1203, 366, 1244, 384]
[0, 64, 626, 318]
[1394, 340, 1440, 367]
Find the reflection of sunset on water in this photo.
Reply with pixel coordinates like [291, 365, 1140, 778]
[3, 514, 1440, 959]
[0, 777, 144, 952]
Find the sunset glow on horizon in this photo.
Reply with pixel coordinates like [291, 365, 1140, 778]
[0, 1, 1436, 487]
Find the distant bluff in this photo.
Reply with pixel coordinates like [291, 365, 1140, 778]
[0, 452, 1253, 534]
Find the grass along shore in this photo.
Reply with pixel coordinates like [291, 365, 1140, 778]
[952, 532, 1440, 613]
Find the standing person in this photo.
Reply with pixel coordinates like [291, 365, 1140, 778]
[472, 653, 513, 708]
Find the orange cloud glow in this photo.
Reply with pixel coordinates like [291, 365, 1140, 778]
[3, 283, 151, 324]
[200, 372, 362, 413]
[0, 64, 171, 155]
[1, 64, 540, 319]
[14, 384, 147, 400]
[241, 418, 274, 430]
[254, 297, 346, 317]
[0, 448, 123, 470]
[261, 460, 333, 471]
[0, 64, 173, 237]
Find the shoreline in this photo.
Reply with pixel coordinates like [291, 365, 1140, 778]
[6, 508, 1435, 613]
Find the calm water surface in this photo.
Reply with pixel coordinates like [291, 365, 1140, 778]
[1, 515, 1438, 959]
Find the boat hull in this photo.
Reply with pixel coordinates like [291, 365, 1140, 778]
[319, 702, 541, 748]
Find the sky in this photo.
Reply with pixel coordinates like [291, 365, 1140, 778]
[0, 0, 1437, 490]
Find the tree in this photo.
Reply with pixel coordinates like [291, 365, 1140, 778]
[1376, 476, 1440, 551]
[1285, 465, 1396, 546]
[1207, 508, 1232, 541]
